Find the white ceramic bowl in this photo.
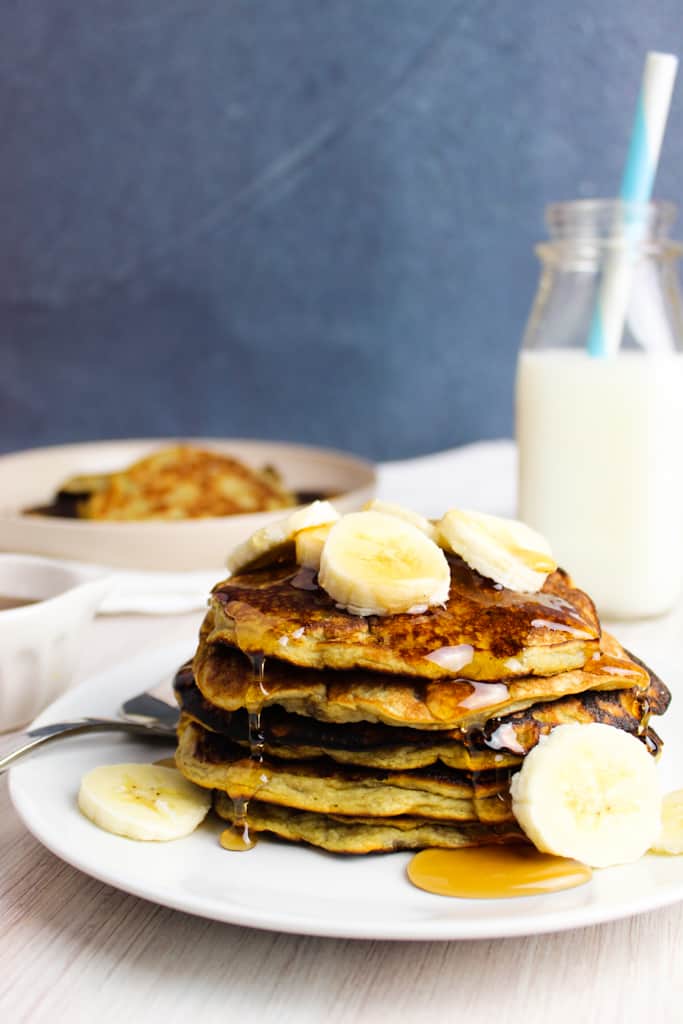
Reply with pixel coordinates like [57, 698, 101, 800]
[0, 555, 110, 732]
[0, 438, 377, 570]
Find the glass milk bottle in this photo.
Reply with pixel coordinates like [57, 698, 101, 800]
[516, 200, 683, 618]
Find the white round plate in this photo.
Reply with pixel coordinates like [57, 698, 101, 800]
[9, 642, 683, 941]
[0, 438, 376, 570]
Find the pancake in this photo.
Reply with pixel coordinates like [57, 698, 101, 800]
[476, 673, 668, 755]
[176, 658, 666, 768]
[175, 662, 519, 770]
[213, 796, 525, 854]
[207, 556, 600, 681]
[78, 445, 294, 520]
[192, 630, 648, 731]
[176, 717, 515, 823]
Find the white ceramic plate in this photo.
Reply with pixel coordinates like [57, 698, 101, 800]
[9, 642, 683, 941]
[0, 438, 376, 570]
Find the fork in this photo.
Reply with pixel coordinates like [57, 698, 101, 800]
[0, 685, 179, 776]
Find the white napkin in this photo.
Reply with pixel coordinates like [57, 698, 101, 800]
[99, 570, 220, 615]
[98, 439, 516, 615]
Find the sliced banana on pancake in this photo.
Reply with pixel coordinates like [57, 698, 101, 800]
[78, 763, 211, 841]
[510, 723, 661, 867]
[363, 499, 438, 542]
[438, 508, 556, 592]
[650, 789, 683, 855]
[318, 510, 450, 616]
[295, 522, 334, 569]
[227, 500, 340, 573]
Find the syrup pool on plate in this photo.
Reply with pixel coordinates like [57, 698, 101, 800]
[407, 845, 592, 899]
[219, 650, 271, 852]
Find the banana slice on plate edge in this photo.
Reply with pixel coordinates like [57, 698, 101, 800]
[78, 763, 211, 841]
[650, 789, 683, 855]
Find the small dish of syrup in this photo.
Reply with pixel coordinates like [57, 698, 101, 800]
[0, 596, 38, 612]
[0, 554, 110, 731]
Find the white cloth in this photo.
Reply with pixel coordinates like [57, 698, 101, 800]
[99, 439, 516, 615]
[377, 439, 516, 519]
[99, 571, 218, 615]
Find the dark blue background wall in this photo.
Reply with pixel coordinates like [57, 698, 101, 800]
[2, 2, 683, 460]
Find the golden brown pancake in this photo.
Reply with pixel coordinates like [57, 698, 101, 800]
[477, 673, 668, 756]
[175, 662, 520, 770]
[213, 796, 525, 854]
[78, 445, 294, 520]
[207, 556, 600, 680]
[176, 656, 665, 768]
[192, 630, 647, 731]
[176, 717, 515, 823]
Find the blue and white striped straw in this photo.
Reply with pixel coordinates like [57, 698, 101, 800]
[587, 51, 678, 358]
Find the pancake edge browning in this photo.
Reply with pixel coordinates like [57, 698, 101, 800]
[213, 795, 525, 854]
[175, 661, 667, 769]
[176, 718, 515, 823]
[192, 631, 650, 732]
[207, 557, 601, 681]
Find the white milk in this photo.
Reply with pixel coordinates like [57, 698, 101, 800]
[516, 349, 683, 618]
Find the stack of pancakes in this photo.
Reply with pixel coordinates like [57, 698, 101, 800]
[174, 555, 670, 853]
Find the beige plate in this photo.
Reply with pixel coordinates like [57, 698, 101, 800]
[0, 438, 376, 570]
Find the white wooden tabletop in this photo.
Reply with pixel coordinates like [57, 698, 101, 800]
[3, 608, 683, 1024]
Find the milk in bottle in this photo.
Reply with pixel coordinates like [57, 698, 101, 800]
[516, 200, 683, 618]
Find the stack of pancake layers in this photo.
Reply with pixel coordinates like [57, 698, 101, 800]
[174, 555, 670, 853]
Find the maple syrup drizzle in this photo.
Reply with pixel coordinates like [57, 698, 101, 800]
[408, 845, 592, 899]
[637, 694, 651, 737]
[645, 730, 660, 756]
[290, 567, 319, 591]
[485, 722, 526, 755]
[424, 679, 511, 724]
[459, 722, 514, 839]
[220, 797, 257, 851]
[530, 617, 594, 639]
[458, 680, 509, 711]
[220, 651, 270, 852]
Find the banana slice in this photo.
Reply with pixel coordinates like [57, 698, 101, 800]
[318, 510, 450, 616]
[295, 523, 334, 570]
[510, 724, 661, 868]
[438, 508, 556, 592]
[363, 499, 438, 542]
[650, 789, 683, 854]
[78, 763, 211, 841]
[227, 500, 340, 573]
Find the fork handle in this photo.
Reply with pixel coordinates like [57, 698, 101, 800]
[0, 718, 176, 775]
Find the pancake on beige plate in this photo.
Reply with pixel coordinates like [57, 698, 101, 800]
[171, 504, 671, 855]
[49, 445, 295, 520]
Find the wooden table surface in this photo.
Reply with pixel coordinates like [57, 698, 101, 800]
[3, 609, 683, 1024]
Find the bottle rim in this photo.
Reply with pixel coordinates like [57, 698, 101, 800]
[544, 198, 678, 241]
[536, 238, 683, 262]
